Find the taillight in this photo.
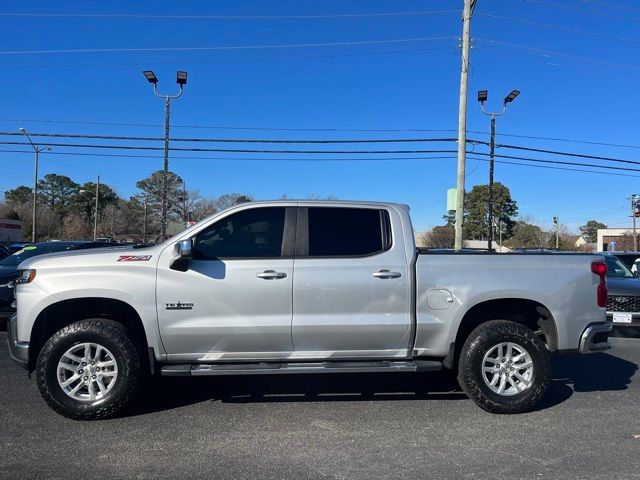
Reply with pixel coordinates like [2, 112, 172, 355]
[591, 261, 607, 308]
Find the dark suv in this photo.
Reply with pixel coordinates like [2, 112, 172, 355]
[603, 253, 640, 335]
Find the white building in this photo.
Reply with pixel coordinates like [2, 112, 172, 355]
[0, 219, 23, 243]
[597, 228, 639, 252]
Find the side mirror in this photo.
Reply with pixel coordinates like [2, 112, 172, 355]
[170, 239, 193, 271]
[177, 239, 193, 258]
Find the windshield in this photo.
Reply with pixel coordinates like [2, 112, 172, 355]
[605, 255, 634, 279]
[0, 244, 75, 267]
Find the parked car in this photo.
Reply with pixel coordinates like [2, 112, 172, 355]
[0, 241, 125, 320]
[602, 253, 640, 332]
[609, 251, 640, 275]
[7, 200, 611, 419]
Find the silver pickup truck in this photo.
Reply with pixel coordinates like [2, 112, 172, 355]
[7, 200, 612, 419]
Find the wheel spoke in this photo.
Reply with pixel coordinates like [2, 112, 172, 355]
[97, 360, 115, 368]
[484, 356, 499, 365]
[507, 375, 521, 393]
[497, 374, 507, 394]
[512, 371, 530, 386]
[94, 345, 102, 362]
[84, 344, 91, 362]
[60, 374, 81, 388]
[58, 362, 77, 372]
[506, 343, 513, 361]
[63, 352, 84, 364]
[490, 373, 500, 386]
[69, 380, 84, 396]
[96, 377, 107, 393]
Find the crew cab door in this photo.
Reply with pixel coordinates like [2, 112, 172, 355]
[156, 206, 296, 361]
[291, 206, 412, 358]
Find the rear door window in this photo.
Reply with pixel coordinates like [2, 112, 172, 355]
[306, 207, 390, 257]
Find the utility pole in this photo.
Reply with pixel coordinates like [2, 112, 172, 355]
[454, 0, 475, 251]
[183, 179, 188, 224]
[19, 128, 51, 243]
[477, 89, 520, 252]
[93, 174, 100, 242]
[631, 194, 638, 251]
[553, 215, 559, 250]
[142, 198, 148, 244]
[143, 70, 188, 241]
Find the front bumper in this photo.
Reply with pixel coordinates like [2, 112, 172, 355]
[7, 313, 29, 370]
[578, 322, 612, 354]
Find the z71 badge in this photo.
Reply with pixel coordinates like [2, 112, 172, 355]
[165, 302, 194, 310]
[117, 255, 152, 262]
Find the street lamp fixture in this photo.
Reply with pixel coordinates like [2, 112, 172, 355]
[503, 90, 520, 106]
[142, 69, 188, 240]
[143, 70, 158, 84]
[477, 88, 521, 252]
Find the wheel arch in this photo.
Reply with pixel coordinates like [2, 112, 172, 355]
[29, 297, 150, 372]
[447, 297, 558, 368]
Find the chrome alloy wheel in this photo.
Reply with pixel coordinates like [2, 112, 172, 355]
[56, 343, 119, 402]
[481, 342, 534, 396]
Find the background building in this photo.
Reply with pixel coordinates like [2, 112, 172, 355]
[597, 228, 639, 252]
[0, 219, 23, 243]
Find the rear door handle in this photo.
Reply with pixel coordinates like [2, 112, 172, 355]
[256, 270, 288, 280]
[372, 270, 402, 279]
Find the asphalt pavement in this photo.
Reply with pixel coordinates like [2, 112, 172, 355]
[1, 331, 639, 480]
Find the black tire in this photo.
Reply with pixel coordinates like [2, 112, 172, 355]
[457, 320, 550, 414]
[36, 318, 143, 420]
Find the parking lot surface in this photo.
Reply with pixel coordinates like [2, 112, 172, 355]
[1, 332, 639, 480]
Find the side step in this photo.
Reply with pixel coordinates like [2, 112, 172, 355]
[161, 360, 442, 377]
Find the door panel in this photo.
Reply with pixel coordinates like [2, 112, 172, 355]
[292, 206, 412, 358]
[157, 258, 294, 360]
[156, 205, 295, 361]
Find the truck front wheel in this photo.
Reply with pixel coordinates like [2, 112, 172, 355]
[457, 320, 551, 414]
[36, 319, 143, 420]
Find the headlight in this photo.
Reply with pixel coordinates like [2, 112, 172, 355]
[15, 269, 36, 285]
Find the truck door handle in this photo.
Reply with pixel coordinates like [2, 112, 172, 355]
[372, 270, 402, 279]
[256, 270, 288, 280]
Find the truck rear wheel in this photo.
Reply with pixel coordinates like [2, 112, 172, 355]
[457, 320, 550, 414]
[36, 318, 143, 420]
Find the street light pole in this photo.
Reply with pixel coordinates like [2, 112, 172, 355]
[631, 194, 638, 251]
[143, 70, 188, 241]
[94, 174, 100, 242]
[19, 128, 51, 243]
[477, 89, 520, 252]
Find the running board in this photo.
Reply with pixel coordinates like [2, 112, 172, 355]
[161, 360, 442, 377]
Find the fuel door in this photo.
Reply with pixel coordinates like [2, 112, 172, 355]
[427, 289, 454, 310]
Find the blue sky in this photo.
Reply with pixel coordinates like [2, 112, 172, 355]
[1, 0, 639, 233]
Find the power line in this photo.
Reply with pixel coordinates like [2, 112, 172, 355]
[481, 131, 640, 150]
[525, 0, 640, 23]
[476, 38, 640, 72]
[0, 117, 460, 133]
[1, 45, 456, 70]
[0, 36, 458, 55]
[4, 120, 640, 150]
[3, 147, 640, 175]
[4, 148, 640, 181]
[477, 13, 640, 46]
[0, 131, 462, 144]
[0, 10, 459, 20]
[466, 155, 640, 178]
[0, 141, 462, 154]
[581, 0, 640, 13]
[496, 143, 640, 167]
